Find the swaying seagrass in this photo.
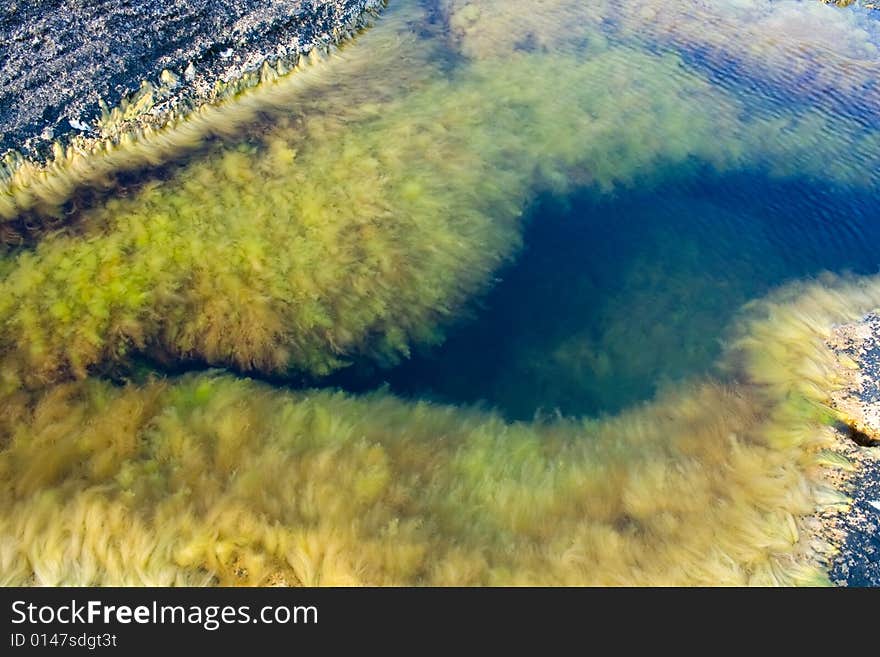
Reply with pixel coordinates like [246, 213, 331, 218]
[1, 0, 878, 586]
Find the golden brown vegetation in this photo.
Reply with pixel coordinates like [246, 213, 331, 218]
[2, 5, 878, 390]
[0, 273, 866, 586]
[1, 0, 878, 586]
[0, 368, 838, 585]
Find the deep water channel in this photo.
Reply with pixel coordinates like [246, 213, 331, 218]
[330, 171, 880, 419]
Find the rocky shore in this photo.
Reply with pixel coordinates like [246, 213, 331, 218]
[0, 0, 382, 158]
[824, 315, 880, 585]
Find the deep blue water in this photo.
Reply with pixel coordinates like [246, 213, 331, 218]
[330, 167, 880, 420]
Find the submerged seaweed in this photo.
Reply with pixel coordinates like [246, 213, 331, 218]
[2, 5, 879, 390]
[1, 0, 880, 586]
[0, 370, 835, 586]
[5, 270, 879, 585]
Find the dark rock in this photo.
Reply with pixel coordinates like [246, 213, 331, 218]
[0, 0, 382, 158]
[824, 315, 880, 585]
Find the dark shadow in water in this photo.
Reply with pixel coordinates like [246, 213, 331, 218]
[324, 168, 880, 420]
[128, 166, 880, 421]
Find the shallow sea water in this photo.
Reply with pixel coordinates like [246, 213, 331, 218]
[3, 0, 880, 585]
[326, 2, 880, 421]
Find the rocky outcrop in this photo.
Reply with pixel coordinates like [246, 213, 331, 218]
[0, 0, 382, 158]
[824, 315, 880, 585]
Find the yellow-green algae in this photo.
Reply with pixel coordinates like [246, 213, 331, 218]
[0, 371, 835, 586]
[2, 3, 880, 390]
[6, 271, 880, 584]
[0, 55, 736, 386]
[1, 0, 880, 586]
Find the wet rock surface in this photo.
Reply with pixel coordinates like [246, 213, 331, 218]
[825, 314, 880, 585]
[0, 0, 381, 157]
[830, 449, 880, 586]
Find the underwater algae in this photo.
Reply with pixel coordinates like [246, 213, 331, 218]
[3, 3, 880, 390]
[2, 0, 880, 585]
[0, 53, 745, 385]
[4, 272, 876, 586]
[442, 0, 880, 120]
[0, 368, 840, 586]
[5, 268, 878, 584]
